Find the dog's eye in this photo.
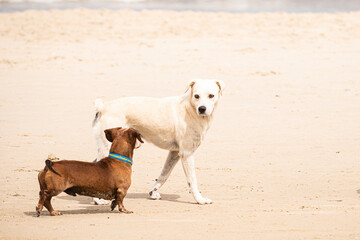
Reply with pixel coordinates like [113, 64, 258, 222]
[194, 94, 200, 99]
[209, 94, 214, 99]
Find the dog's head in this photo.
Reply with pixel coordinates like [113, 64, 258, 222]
[104, 127, 144, 150]
[186, 79, 225, 117]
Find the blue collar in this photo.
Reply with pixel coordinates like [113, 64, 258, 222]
[108, 153, 133, 165]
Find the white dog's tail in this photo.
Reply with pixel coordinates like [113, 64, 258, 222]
[92, 98, 104, 127]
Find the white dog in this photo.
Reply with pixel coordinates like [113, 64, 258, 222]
[92, 79, 225, 204]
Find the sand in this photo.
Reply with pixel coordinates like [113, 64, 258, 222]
[0, 9, 360, 240]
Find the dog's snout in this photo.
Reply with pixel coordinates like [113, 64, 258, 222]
[198, 106, 206, 114]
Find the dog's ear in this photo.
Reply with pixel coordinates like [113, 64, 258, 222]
[136, 132, 144, 143]
[104, 129, 114, 142]
[185, 80, 196, 93]
[132, 130, 143, 149]
[104, 127, 122, 142]
[215, 80, 225, 96]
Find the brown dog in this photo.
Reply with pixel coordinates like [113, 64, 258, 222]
[36, 127, 143, 216]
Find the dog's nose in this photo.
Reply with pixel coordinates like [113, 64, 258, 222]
[198, 106, 206, 114]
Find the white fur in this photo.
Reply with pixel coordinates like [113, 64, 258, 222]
[92, 79, 225, 204]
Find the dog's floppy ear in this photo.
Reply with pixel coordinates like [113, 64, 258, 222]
[215, 80, 225, 96]
[104, 129, 115, 142]
[185, 80, 196, 93]
[132, 130, 144, 149]
[104, 127, 122, 142]
[136, 132, 144, 143]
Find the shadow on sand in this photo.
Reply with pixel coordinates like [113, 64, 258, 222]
[25, 192, 184, 217]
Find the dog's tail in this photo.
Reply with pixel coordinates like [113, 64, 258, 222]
[92, 98, 104, 127]
[45, 160, 61, 176]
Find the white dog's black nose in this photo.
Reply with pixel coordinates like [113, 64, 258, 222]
[198, 106, 206, 114]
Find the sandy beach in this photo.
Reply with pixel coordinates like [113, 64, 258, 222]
[0, 9, 360, 239]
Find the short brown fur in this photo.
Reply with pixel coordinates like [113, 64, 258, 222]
[36, 127, 143, 216]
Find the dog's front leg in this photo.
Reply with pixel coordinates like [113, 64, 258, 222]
[181, 154, 212, 204]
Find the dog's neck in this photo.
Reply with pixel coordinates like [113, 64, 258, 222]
[109, 141, 134, 161]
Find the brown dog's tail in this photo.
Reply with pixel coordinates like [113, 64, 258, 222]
[45, 160, 61, 176]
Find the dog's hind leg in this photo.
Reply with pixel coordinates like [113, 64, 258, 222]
[92, 99, 112, 162]
[44, 194, 62, 216]
[92, 117, 112, 205]
[36, 190, 46, 217]
[36, 169, 47, 217]
[93, 122, 111, 161]
[92, 103, 127, 205]
[149, 151, 180, 200]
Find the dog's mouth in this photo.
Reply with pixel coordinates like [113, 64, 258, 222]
[197, 111, 210, 117]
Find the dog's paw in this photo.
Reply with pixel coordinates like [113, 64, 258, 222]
[50, 211, 62, 216]
[149, 190, 161, 200]
[196, 197, 213, 205]
[94, 198, 109, 205]
[121, 209, 133, 214]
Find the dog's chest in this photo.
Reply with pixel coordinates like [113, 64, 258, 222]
[179, 125, 207, 152]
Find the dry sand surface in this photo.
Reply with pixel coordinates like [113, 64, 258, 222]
[0, 9, 360, 240]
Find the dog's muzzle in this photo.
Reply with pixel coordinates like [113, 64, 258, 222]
[198, 106, 206, 114]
